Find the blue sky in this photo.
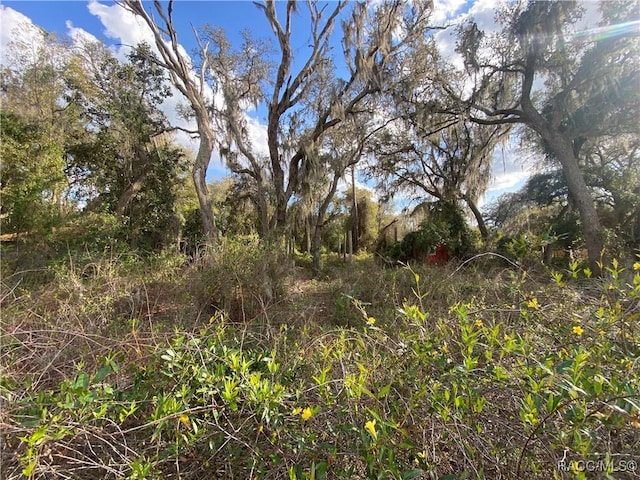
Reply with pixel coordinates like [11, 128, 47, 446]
[1, 0, 543, 208]
[1, 1, 282, 44]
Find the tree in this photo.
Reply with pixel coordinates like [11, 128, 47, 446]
[0, 111, 65, 235]
[65, 42, 188, 249]
[581, 134, 640, 249]
[487, 132, 640, 257]
[485, 171, 581, 262]
[368, 117, 508, 243]
[214, 0, 435, 240]
[450, 0, 640, 270]
[343, 187, 379, 253]
[119, 0, 222, 243]
[0, 33, 83, 236]
[300, 118, 368, 273]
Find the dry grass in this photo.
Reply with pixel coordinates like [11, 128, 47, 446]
[1, 245, 639, 479]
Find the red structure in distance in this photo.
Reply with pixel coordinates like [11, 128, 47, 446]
[426, 243, 449, 266]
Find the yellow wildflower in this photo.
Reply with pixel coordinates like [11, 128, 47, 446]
[367, 316, 376, 326]
[634, 262, 640, 270]
[441, 345, 449, 354]
[364, 419, 378, 441]
[179, 414, 191, 431]
[292, 407, 302, 416]
[301, 407, 313, 420]
[526, 298, 539, 310]
[475, 319, 484, 328]
[572, 325, 584, 336]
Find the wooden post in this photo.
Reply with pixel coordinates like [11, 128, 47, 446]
[347, 230, 353, 263]
[305, 216, 311, 253]
[343, 232, 347, 262]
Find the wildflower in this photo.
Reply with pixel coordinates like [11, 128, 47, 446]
[475, 319, 483, 328]
[526, 298, 539, 310]
[301, 407, 313, 420]
[634, 262, 640, 271]
[367, 316, 376, 326]
[292, 407, 302, 416]
[364, 419, 378, 441]
[441, 345, 449, 354]
[179, 414, 191, 431]
[572, 325, 584, 336]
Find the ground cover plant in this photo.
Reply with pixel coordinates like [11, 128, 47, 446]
[2, 242, 638, 479]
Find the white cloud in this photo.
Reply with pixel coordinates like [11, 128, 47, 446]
[65, 20, 100, 47]
[245, 116, 270, 158]
[0, 6, 46, 67]
[433, 0, 501, 68]
[478, 141, 536, 208]
[431, 0, 467, 26]
[87, 0, 217, 161]
[87, 1, 275, 181]
[336, 174, 379, 203]
[87, 0, 152, 60]
[433, 0, 604, 209]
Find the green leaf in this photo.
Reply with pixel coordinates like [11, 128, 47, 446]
[377, 383, 392, 399]
[93, 365, 112, 384]
[74, 373, 89, 390]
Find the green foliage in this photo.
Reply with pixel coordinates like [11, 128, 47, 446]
[65, 43, 188, 251]
[1, 38, 189, 253]
[343, 188, 379, 252]
[0, 111, 66, 235]
[385, 201, 474, 262]
[3, 249, 638, 479]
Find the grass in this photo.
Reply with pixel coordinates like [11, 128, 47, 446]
[1, 241, 639, 479]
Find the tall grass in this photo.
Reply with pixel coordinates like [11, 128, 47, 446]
[1, 243, 638, 479]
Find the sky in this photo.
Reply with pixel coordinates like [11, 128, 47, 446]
[0, 0, 581, 211]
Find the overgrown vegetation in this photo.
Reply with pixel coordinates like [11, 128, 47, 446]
[2, 240, 639, 479]
[1, 0, 639, 478]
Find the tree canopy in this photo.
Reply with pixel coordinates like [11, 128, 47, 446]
[1, 0, 638, 269]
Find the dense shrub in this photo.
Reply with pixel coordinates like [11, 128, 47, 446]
[188, 235, 294, 322]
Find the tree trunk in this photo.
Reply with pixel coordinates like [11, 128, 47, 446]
[305, 214, 312, 254]
[253, 186, 270, 238]
[311, 171, 342, 276]
[311, 220, 323, 274]
[193, 132, 217, 244]
[351, 166, 359, 252]
[116, 173, 148, 217]
[463, 193, 488, 243]
[543, 130, 604, 272]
